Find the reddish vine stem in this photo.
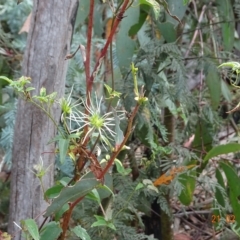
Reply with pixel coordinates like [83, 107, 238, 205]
[61, 0, 132, 237]
[99, 103, 140, 179]
[76, 0, 130, 178]
[60, 197, 84, 240]
[85, 0, 95, 124]
[75, 0, 95, 179]
[86, 0, 94, 92]
[87, 0, 130, 93]
[61, 2, 95, 234]
[62, 104, 139, 239]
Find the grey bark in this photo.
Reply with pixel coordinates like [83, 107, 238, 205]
[8, 0, 78, 239]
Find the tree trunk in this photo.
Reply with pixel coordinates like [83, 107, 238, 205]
[8, 0, 78, 239]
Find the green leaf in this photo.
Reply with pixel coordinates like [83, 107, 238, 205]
[93, 3, 104, 37]
[97, 174, 113, 199]
[104, 84, 121, 107]
[147, 184, 159, 193]
[86, 189, 101, 204]
[139, 0, 160, 20]
[220, 161, 240, 226]
[234, 39, 240, 52]
[44, 172, 99, 217]
[215, 168, 225, 188]
[135, 182, 144, 190]
[40, 87, 46, 97]
[54, 203, 69, 221]
[203, 143, 240, 165]
[33, 95, 48, 103]
[221, 80, 232, 102]
[137, 17, 151, 46]
[178, 171, 196, 206]
[58, 138, 70, 164]
[0, 76, 12, 84]
[21, 219, 40, 240]
[216, 0, 235, 51]
[114, 159, 132, 176]
[44, 185, 63, 199]
[91, 215, 116, 230]
[75, 0, 90, 28]
[104, 84, 121, 98]
[67, 133, 81, 139]
[231, 223, 240, 237]
[164, 0, 187, 26]
[116, 5, 139, 74]
[157, 22, 176, 43]
[40, 222, 62, 240]
[215, 168, 226, 207]
[71, 225, 91, 240]
[192, 120, 213, 157]
[59, 177, 71, 187]
[205, 65, 221, 110]
[114, 112, 124, 147]
[218, 61, 240, 70]
[129, 9, 148, 36]
[91, 215, 107, 227]
[47, 134, 66, 144]
[25, 87, 35, 92]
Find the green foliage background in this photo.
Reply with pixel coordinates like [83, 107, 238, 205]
[2, 0, 240, 239]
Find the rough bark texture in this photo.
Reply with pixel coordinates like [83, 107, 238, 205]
[8, 0, 78, 239]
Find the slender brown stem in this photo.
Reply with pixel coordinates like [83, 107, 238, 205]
[76, 0, 131, 176]
[88, 0, 131, 93]
[61, 1, 133, 237]
[60, 197, 84, 240]
[99, 103, 140, 179]
[86, 0, 95, 92]
[77, 0, 94, 178]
